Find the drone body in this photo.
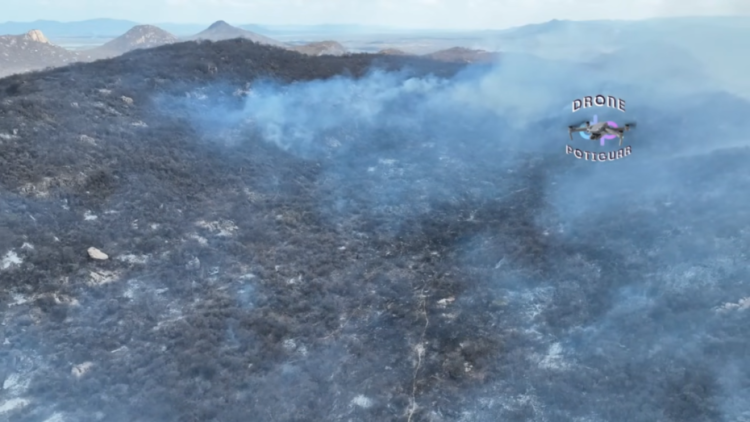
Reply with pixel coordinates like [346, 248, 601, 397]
[568, 120, 636, 146]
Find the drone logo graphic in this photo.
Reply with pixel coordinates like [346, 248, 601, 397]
[577, 115, 620, 146]
[566, 95, 633, 161]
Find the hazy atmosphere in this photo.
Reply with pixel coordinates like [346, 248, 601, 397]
[1, 2, 750, 422]
[4, 0, 750, 28]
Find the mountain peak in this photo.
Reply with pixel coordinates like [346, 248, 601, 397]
[89, 24, 177, 58]
[208, 20, 232, 30]
[188, 20, 287, 48]
[120, 24, 176, 39]
[126, 24, 161, 33]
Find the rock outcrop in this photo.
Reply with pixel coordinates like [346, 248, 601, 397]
[0, 30, 79, 78]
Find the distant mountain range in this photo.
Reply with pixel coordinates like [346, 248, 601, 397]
[2, 16, 749, 97]
[0, 21, 500, 79]
[3, 15, 748, 39]
[0, 19, 435, 39]
[0, 21, 358, 78]
[480, 16, 750, 97]
[482, 16, 750, 58]
[0, 19, 141, 38]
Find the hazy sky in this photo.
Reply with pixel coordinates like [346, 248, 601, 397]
[4, 0, 750, 29]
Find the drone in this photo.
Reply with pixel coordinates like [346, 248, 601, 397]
[568, 121, 636, 146]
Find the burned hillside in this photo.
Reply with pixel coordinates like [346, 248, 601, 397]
[1, 38, 750, 422]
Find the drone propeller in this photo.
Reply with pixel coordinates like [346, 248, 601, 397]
[568, 119, 587, 127]
[624, 122, 637, 128]
[568, 121, 587, 129]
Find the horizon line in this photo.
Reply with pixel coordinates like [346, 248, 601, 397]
[5, 14, 750, 25]
[2, 14, 748, 30]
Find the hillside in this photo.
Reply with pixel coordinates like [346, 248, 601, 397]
[87, 25, 178, 59]
[372, 47, 498, 63]
[0, 30, 80, 78]
[293, 40, 347, 56]
[1, 23, 750, 422]
[476, 16, 750, 98]
[0, 40, 468, 421]
[185, 20, 288, 48]
[588, 41, 716, 93]
[378, 48, 408, 55]
[423, 47, 499, 63]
